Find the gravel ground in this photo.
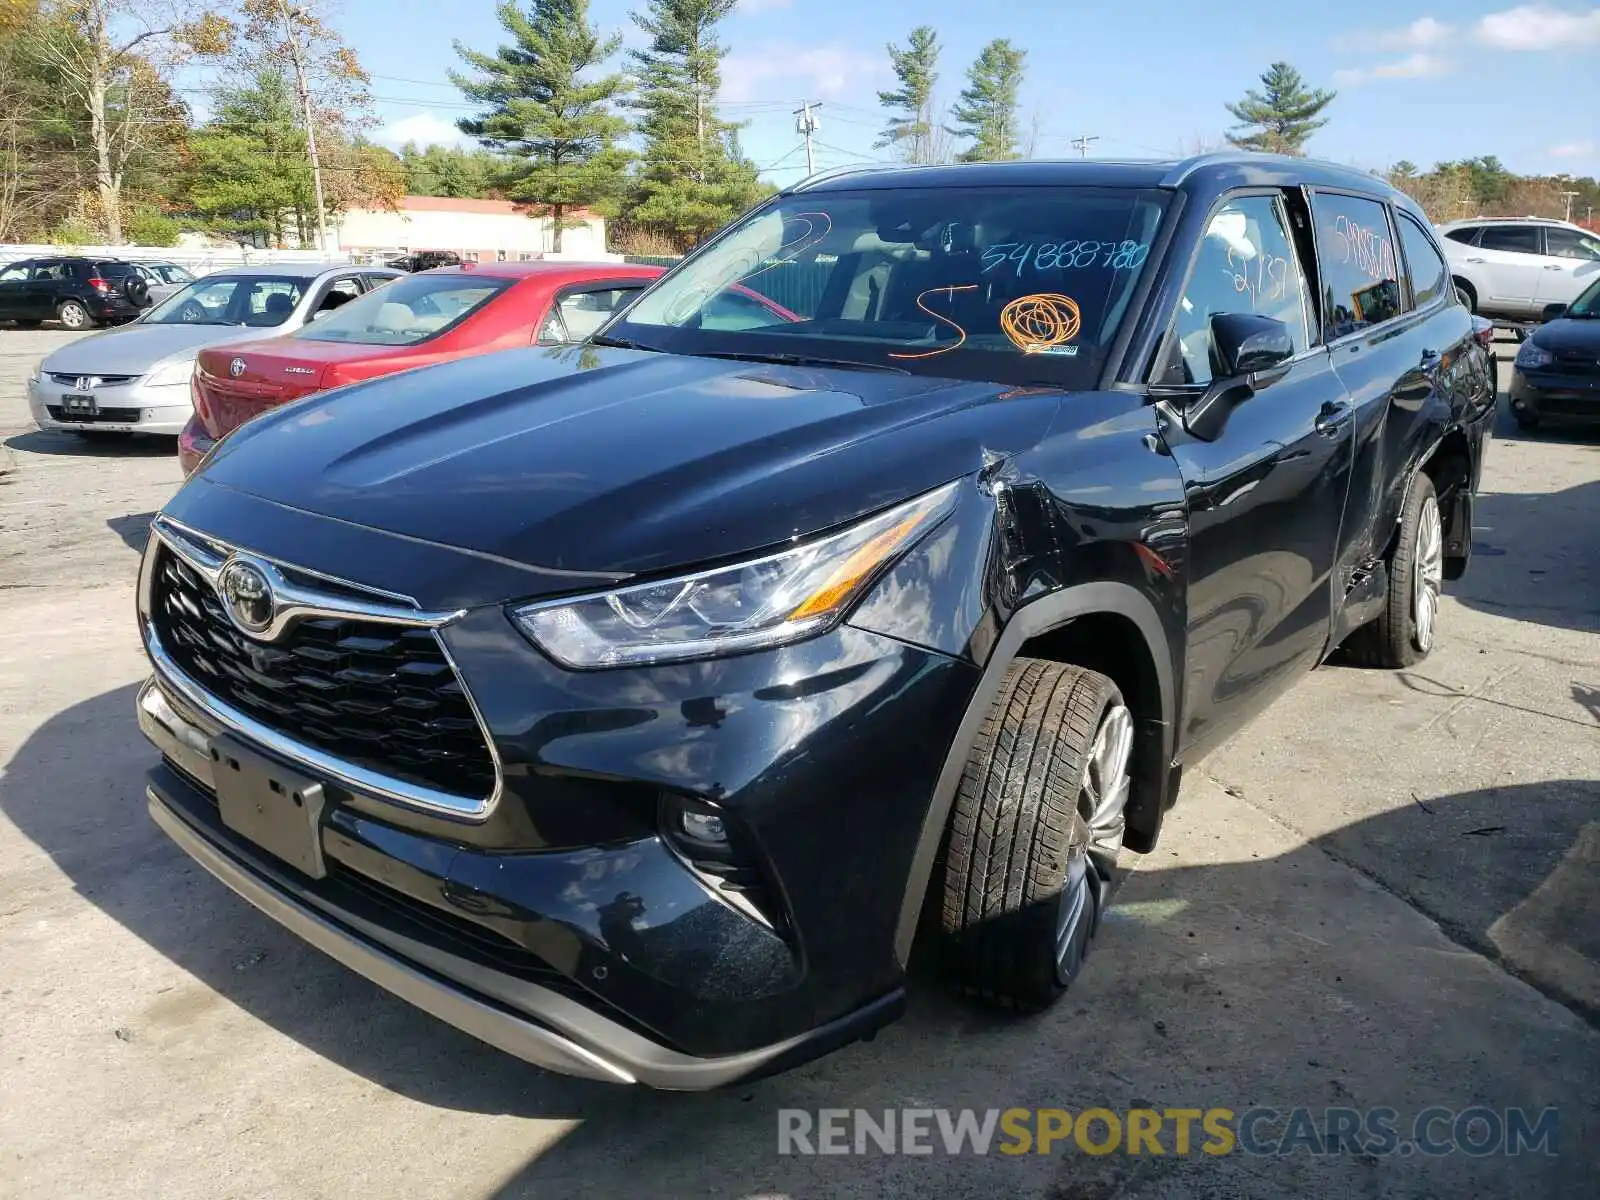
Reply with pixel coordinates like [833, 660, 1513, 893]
[0, 327, 1596, 1199]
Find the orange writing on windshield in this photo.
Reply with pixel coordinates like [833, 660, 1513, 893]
[888, 285, 978, 359]
[1000, 293, 1082, 354]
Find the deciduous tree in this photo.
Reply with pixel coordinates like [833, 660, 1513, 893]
[452, 0, 630, 251]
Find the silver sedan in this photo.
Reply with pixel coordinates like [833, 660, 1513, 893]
[26, 263, 401, 438]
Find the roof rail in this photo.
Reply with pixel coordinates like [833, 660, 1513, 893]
[786, 162, 909, 192]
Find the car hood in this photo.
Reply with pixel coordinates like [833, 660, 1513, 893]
[42, 322, 267, 375]
[1531, 318, 1600, 356]
[194, 345, 1058, 580]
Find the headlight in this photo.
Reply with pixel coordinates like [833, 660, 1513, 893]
[144, 359, 196, 388]
[27, 359, 43, 385]
[511, 480, 962, 669]
[1514, 341, 1553, 370]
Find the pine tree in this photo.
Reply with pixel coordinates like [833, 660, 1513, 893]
[452, 0, 630, 252]
[948, 39, 1025, 163]
[876, 26, 940, 164]
[1224, 62, 1335, 156]
[625, 0, 767, 246]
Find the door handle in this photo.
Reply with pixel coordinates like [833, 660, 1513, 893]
[1543, 264, 1565, 271]
[1314, 400, 1351, 437]
[1465, 256, 1486, 263]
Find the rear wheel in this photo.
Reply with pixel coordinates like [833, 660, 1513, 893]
[56, 299, 92, 330]
[937, 659, 1134, 1011]
[1345, 474, 1442, 668]
[1453, 279, 1476, 312]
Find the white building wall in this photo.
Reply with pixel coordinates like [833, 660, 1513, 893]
[331, 207, 607, 260]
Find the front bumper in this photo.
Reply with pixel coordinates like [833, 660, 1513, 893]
[27, 373, 192, 435]
[1510, 366, 1600, 423]
[138, 679, 911, 1087]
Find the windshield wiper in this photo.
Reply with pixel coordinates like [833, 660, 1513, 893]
[692, 349, 911, 375]
[588, 333, 659, 351]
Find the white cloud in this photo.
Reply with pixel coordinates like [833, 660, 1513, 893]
[1332, 52, 1452, 85]
[1550, 139, 1596, 157]
[1334, 16, 1454, 51]
[721, 44, 884, 104]
[373, 112, 471, 150]
[1475, 5, 1600, 49]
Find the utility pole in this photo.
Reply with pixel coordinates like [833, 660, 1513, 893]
[1070, 134, 1099, 158]
[281, 2, 329, 254]
[794, 101, 821, 175]
[1558, 189, 1579, 223]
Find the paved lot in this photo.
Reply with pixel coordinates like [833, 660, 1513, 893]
[1, 327, 1596, 1198]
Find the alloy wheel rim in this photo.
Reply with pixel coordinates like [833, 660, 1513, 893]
[60, 304, 85, 329]
[1055, 702, 1134, 981]
[1414, 496, 1443, 652]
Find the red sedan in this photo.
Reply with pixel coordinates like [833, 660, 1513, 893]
[181, 261, 670, 475]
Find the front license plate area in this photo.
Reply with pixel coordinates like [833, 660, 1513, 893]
[62, 393, 97, 417]
[212, 734, 327, 879]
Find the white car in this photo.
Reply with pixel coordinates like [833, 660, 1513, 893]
[130, 261, 199, 305]
[26, 263, 402, 439]
[1439, 217, 1600, 323]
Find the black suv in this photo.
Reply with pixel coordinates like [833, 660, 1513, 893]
[0, 256, 151, 329]
[136, 154, 1496, 1088]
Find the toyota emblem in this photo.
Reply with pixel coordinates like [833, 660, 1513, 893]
[228, 357, 247, 378]
[218, 557, 274, 637]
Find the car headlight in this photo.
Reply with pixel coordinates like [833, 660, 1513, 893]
[1514, 341, 1553, 370]
[511, 480, 962, 669]
[144, 359, 196, 388]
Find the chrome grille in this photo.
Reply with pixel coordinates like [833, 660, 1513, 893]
[48, 372, 135, 387]
[149, 545, 496, 799]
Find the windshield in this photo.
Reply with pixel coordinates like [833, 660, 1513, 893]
[606, 185, 1169, 385]
[142, 275, 307, 327]
[1567, 277, 1600, 318]
[294, 272, 512, 344]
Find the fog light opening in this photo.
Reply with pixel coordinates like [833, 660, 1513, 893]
[678, 809, 727, 845]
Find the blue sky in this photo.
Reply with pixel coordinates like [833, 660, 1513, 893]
[343, 0, 1599, 182]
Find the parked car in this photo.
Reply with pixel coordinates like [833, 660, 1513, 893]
[1508, 276, 1600, 429]
[179, 262, 673, 473]
[26, 263, 402, 440]
[132, 261, 199, 305]
[135, 153, 1495, 1088]
[1439, 216, 1600, 323]
[0, 256, 152, 329]
[386, 249, 464, 272]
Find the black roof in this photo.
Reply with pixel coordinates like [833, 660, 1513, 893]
[790, 152, 1405, 205]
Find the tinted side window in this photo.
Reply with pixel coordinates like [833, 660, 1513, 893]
[1160, 194, 1313, 385]
[0, 263, 30, 282]
[1444, 228, 1480, 245]
[1546, 227, 1600, 261]
[1397, 213, 1448, 308]
[1477, 226, 1540, 254]
[1311, 193, 1403, 338]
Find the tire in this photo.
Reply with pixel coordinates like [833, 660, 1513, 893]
[936, 658, 1135, 1011]
[1452, 279, 1476, 312]
[1345, 474, 1443, 669]
[1513, 410, 1540, 432]
[56, 299, 92, 330]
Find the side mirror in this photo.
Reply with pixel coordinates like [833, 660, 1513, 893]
[1541, 302, 1568, 322]
[1211, 312, 1295, 378]
[1183, 313, 1294, 442]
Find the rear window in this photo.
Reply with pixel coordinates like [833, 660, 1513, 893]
[295, 271, 513, 344]
[94, 262, 137, 277]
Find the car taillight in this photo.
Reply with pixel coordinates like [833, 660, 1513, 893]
[88, 277, 110, 292]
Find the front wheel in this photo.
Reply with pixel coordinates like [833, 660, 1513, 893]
[1345, 474, 1443, 668]
[56, 299, 92, 330]
[936, 659, 1134, 1011]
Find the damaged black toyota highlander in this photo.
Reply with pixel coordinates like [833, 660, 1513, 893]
[136, 155, 1495, 1087]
